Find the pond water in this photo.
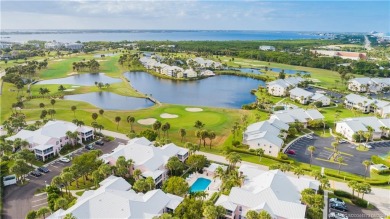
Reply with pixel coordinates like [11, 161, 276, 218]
[124, 71, 264, 108]
[230, 68, 263, 74]
[63, 92, 154, 110]
[265, 67, 310, 75]
[36, 73, 121, 86]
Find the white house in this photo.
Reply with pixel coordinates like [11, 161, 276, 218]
[101, 138, 189, 187]
[64, 43, 83, 50]
[266, 77, 304, 97]
[48, 176, 184, 219]
[205, 163, 228, 177]
[200, 70, 215, 77]
[44, 41, 63, 50]
[183, 68, 197, 78]
[5, 120, 93, 161]
[344, 93, 390, 116]
[259, 45, 276, 51]
[310, 93, 331, 106]
[348, 77, 390, 93]
[335, 117, 390, 141]
[215, 164, 319, 219]
[243, 119, 289, 157]
[289, 87, 313, 104]
[188, 57, 222, 69]
[271, 108, 324, 128]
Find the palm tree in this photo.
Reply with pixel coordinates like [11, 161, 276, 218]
[362, 160, 371, 178]
[331, 141, 339, 154]
[126, 116, 135, 132]
[37, 207, 51, 219]
[179, 128, 186, 142]
[50, 99, 56, 110]
[55, 197, 68, 210]
[256, 148, 264, 161]
[307, 146, 316, 167]
[293, 167, 304, 178]
[39, 103, 45, 109]
[91, 113, 98, 122]
[348, 180, 358, 197]
[99, 109, 104, 117]
[115, 116, 121, 130]
[226, 152, 241, 170]
[208, 131, 216, 148]
[357, 130, 364, 142]
[71, 106, 77, 118]
[336, 154, 344, 174]
[214, 166, 226, 181]
[200, 130, 209, 147]
[153, 121, 162, 138]
[133, 169, 142, 180]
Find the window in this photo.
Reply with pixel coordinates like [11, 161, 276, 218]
[269, 151, 271, 154]
[270, 145, 272, 148]
[56, 141, 59, 145]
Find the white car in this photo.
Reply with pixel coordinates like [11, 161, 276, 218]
[305, 135, 314, 139]
[338, 140, 347, 144]
[330, 198, 345, 206]
[59, 157, 70, 163]
[329, 212, 348, 219]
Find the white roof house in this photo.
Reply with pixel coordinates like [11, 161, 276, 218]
[348, 77, 390, 92]
[243, 119, 289, 157]
[215, 164, 319, 219]
[336, 117, 390, 141]
[101, 138, 189, 185]
[310, 93, 331, 106]
[266, 77, 304, 97]
[5, 120, 93, 161]
[188, 57, 222, 69]
[200, 70, 215, 77]
[48, 176, 184, 219]
[344, 93, 390, 116]
[289, 87, 313, 104]
[271, 108, 324, 126]
[259, 45, 276, 51]
[183, 68, 197, 78]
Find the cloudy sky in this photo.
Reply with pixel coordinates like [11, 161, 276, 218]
[1, 0, 389, 32]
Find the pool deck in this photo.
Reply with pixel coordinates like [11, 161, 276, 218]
[186, 172, 221, 198]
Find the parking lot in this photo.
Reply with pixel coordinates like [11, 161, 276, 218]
[328, 198, 385, 219]
[307, 86, 344, 103]
[3, 137, 128, 219]
[286, 135, 390, 176]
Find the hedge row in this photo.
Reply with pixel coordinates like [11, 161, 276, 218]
[230, 148, 294, 164]
[209, 192, 221, 204]
[333, 190, 368, 208]
[325, 172, 389, 185]
[371, 155, 390, 167]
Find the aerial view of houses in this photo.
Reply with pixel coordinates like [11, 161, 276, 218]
[1, 1, 390, 219]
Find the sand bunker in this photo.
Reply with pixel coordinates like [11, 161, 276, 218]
[160, 113, 179, 119]
[137, 118, 157, 125]
[64, 89, 75, 92]
[71, 86, 80, 88]
[96, 60, 108, 62]
[185, 108, 203, 112]
[67, 72, 78, 76]
[53, 59, 65, 62]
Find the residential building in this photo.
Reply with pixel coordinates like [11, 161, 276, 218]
[310, 93, 331, 106]
[205, 163, 228, 177]
[310, 50, 367, 60]
[243, 119, 289, 157]
[187, 57, 222, 69]
[101, 138, 189, 187]
[183, 68, 197, 78]
[5, 120, 93, 161]
[344, 93, 390, 117]
[348, 77, 390, 93]
[259, 45, 276, 51]
[266, 77, 304, 96]
[215, 164, 319, 219]
[48, 176, 184, 219]
[200, 70, 215, 77]
[336, 117, 390, 141]
[64, 42, 83, 50]
[44, 41, 63, 49]
[289, 87, 313, 104]
[270, 108, 324, 128]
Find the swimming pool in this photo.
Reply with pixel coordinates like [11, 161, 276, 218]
[190, 177, 211, 192]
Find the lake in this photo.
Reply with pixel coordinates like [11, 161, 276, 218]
[230, 68, 263, 74]
[36, 73, 121, 86]
[2, 30, 326, 42]
[265, 67, 310, 75]
[124, 71, 264, 108]
[64, 92, 154, 110]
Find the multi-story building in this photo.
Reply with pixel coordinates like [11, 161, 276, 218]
[336, 117, 390, 141]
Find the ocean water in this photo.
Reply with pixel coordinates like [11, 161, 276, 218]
[0, 30, 326, 42]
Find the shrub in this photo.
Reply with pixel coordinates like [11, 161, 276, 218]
[352, 197, 368, 208]
[139, 129, 158, 141]
[274, 106, 285, 111]
[333, 190, 353, 199]
[278, 152, 288, 160]
[371, 155, 390, 167]
[248, 149, 256, 153]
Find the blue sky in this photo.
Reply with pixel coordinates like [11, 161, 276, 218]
[1, 1, 389, 32]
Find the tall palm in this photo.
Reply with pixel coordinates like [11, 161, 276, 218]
[208, 131, 216, 148]
[331, 141, 339, 154]
[91, 113, 98, 122]
[127, 116, 135, 132]
[226, 152, 241, 170]
[37, 207, 51, 219]
[293, 167, 304, 178]
[179, 128, 186, 142]
[115, 116, 121, 130]
[336, 154, 344, 174]
[71, 106, 77, 118]
[362, 160, 371, 178]
[152, 121, 162, 138]
[307, 146, 316, 167]
[50, 99, 56, 110]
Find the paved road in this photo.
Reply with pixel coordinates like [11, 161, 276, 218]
[3, 138, 127, 219]
[197, 151, 390, 216]
[364, 35, 372, 51]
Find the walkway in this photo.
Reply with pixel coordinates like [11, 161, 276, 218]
[197, 151, 390, 215]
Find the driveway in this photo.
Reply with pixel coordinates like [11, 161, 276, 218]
[286, 135, 390, 176]
[2, 138, 128, 219]
[329, 200, 385, 219]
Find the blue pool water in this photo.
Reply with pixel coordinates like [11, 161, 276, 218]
[190, 178, 211, 193]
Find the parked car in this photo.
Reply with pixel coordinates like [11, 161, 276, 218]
[305, 135, 314, 139]
[95, 140, 104, 146]
[59, 157, 70, 163]
[329, 212, 348, 219]
[30, 171, 42, 177]
[330, 198, 345, 206]
[37, 166, 50, 173]
[85, 144, 95, 150]
[330, 203, 348, 212]
[338, 140, 347, 144]
[362, 143, 372, 149]
[287, 150, 296, 155]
